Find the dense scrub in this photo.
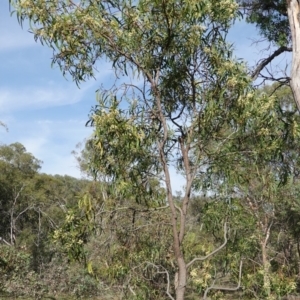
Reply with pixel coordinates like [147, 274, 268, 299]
[2, 108, 300, 299]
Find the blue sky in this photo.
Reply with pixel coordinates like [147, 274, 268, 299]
[0, 2, 291, 182]
[0, 1, 115, 177]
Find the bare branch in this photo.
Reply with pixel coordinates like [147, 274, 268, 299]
[0, 121, 8, 132]
[186, 222, 228, 269]
[12, 184, 25, 207]
[259, 74, 290, 85]
[34, 207, 58, 229]
[15, 205, 34, 222]
[0, 237, 12, 246]
[96, 205, 169, 217]
[128, 285, 136, 296]
[203, 259, 243, 299]
[251, 46, 292, 81]
[145, 262, 175, 300]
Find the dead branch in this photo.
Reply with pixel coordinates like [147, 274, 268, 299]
[203, 259, 243, 300]
[145, 262, 175, 300]
[251, 46, 292, 81]
[0, 237, 12, 246]
[186, 222, 228, 269]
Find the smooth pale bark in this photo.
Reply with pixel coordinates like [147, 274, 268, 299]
[259, 218, 272, 298]
[176, 257, 187, 300]
[261, 240, 271, 298]
[287, 0, 300, 111]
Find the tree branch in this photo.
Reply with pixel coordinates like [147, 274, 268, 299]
[186, 222, 228, 269]
[251, 46, 292, 80]
[0, 237, 12, 246]
[203, 259, 243, 299]
[145, 262, 175, 300]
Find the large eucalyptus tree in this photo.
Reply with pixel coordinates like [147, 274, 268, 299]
[9, 0, 276, 298]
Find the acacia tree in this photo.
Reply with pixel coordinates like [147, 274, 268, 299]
[9, 1, 280, 299]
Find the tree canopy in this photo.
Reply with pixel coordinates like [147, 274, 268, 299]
[5, 0, 300, 299]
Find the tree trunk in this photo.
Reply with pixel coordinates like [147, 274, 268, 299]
[261, 240, 271, 298]
[175, 256, 187, 300]
[287, 0, 300, 111]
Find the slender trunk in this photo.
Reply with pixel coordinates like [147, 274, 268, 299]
[287, 0, 300, 111]
[297, 240, 300, 278]
[163, 155, 187, 300]
[10, 207, 16, 246]
[176, 256, 187, 300]
[10, 213, 15, 245]
[261, 240, 271, 298]
[151, 73, 190, 300]
[159, 127, 187, 299]
[260, 218, 273, 299]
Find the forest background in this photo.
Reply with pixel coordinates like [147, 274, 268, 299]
[1, 1, 300, 299]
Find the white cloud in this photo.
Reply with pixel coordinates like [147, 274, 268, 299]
[0, 85, 79, 112]
[14, 118, 93, 178]
[41, 153, 82, 178]
[0, 29, 36, 52]
[0, 73, 104, 113]
[20, 136, 48, 159]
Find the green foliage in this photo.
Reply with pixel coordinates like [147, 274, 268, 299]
[6, 0, 300, 298]
[0, 143, 42, 246]
[86, 94, 165, 206]
[0, 142, 42, 175]
[73, 195, 173, 299]
[53, 194, 97, 264]
[0, 245, 46, 298]
[240, 0, 290, 46]
[201, 83, 300, 194]
[0, 142, 106, 298]
[10, 0, 239, 84]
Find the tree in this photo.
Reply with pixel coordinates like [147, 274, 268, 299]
[9, 1, 286, 299]
[0, 143, 42, 245]
[0, 143, 103, 298]
[199, 83, 300, 299]
[239, 0, 300, 111]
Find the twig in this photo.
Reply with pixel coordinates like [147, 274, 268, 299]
[128, 284, 136, 296]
